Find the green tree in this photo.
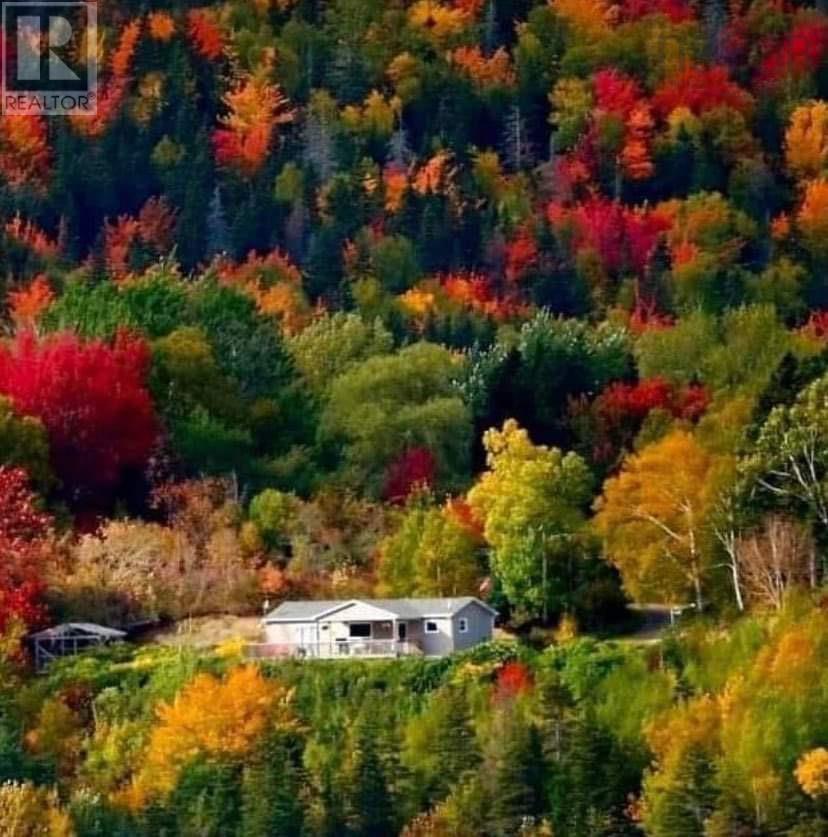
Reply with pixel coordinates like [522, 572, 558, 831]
[168, 760, 242, 837]
[322, 342, 472, 493]
[643, 746, 718, 837]
[345, 700, 396, 837]
[191, 281, 296, 401]
[121, 268, 190, 339]
[465, 314, 631, 448]
[742, 372, 828, 533]
[240, 735, 305, 837]
[286, 313, 393, 396]
[702, 305, 789, 396]
[248, 488, 298, 550]
[468, 419, 593, 620]
[484, 706, 545, 837]
[0, 396, 52, 488]
[42, 278, 133, 339]
[377, 501, 483, 597]
[634, 311, 718, 386]
[402, 684, 480, 809]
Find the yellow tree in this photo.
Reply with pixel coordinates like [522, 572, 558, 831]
[593, 430, 718, 609]
[467, 419, 592, 619]
[551, 0, 610, 40]
[123, 665, 300, 806]
[785, 100, 828, 180]
[642, 695, 722, 836]
[0, 782, 72, 836]
[622, 104, 654, 181]
[212, 69, 294, 177]
[797, 178, 828, 262]
[796, 748, 828, 799]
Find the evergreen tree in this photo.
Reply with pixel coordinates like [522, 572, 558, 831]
[240, 735, 305, 837]
[485, 707, 545, 837]
[483, 0, 498, 56]
[554, 713, 610, 836]
[345, 697, 396, 837]
[704, 0, 728, 64]
[403, 684, 480, 809]
[170, 759, 243, 836]
[503, 105, 535, 172]
[303, 94, 339, 182]
[285, 198, 309, 262]
[643, 746, 718, 837]
[206, 187, 230, 261]
[174, 132, 213, 270]
[388, 123, 413, 169]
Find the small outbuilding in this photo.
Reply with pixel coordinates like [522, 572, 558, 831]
[253, 597, 497, 659]
[28, 622, 127, 670]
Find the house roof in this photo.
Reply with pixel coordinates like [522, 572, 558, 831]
[28, 622, 127, 641]
[264, 597, 497, 622]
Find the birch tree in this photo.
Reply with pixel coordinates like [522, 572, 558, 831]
[743, 373, 828, 532]
[594, 430, 719, 609]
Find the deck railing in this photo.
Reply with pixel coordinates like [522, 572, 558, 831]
[246, 639, 422, 660]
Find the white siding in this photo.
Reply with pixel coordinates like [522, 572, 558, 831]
[264, 621, 316, 645]
[319, 602, 397, 642]
[420, 617, 453, 656]
[330, 601, 400, 622]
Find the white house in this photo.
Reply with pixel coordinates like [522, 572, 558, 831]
[252, 597, 497, 659]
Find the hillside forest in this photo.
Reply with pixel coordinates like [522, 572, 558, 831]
[4, 0, 828, 834]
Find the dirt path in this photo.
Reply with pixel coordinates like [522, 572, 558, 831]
[617, 604, 677, 644]
[139, 615, 264, 648]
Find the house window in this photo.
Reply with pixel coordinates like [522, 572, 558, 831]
[458, 618, 468, 633]
[349, 623, 372, 638]
[425, 620, 439, 633]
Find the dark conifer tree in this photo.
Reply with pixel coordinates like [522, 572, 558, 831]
[240, 734, 305, 837]
[206, 187, 231, 261]
[485, 707, 546, 837]
[346, 700, 395, 837]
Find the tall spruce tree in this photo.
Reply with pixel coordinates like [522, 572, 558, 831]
[240, 734, 305, 837]
[485, 706, 546, 837]
[346, 703, 395, 837]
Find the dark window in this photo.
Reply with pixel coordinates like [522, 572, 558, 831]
[425, 620, 439, 633]
[349, 623, 371, 638]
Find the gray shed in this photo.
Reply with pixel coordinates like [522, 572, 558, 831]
[28, 623, 127, 670]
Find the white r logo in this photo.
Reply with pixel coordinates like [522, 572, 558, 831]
[16, 13, 78, 81]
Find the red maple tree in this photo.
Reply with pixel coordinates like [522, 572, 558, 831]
[383, 447, 437, 503]
[494, 661, 534, 702]
[188, 9, 224, 60]
[0, 467, 53, 633]
[620, 0, 693, 23]
[589, 377, 710, 461]
[651, 65, 753, 119]
[0, 332, 157, 497]
[548, 197, 669, 277]
[758, 19, 828, 89]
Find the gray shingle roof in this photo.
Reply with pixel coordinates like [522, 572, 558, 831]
[264, 597, 496, 622]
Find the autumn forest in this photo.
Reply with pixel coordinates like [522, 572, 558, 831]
[3, 0, 828, 834]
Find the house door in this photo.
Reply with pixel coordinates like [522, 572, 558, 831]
[397, 622, 407, 641]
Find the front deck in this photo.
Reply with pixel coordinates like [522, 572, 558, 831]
[246, 638, 422, 660]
